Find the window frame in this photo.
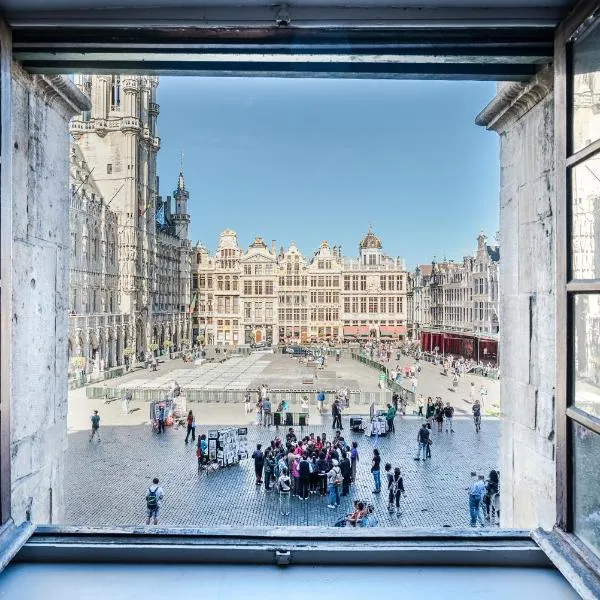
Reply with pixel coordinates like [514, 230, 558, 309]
[555, 0, 600, 577]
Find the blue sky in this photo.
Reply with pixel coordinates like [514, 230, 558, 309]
[156, 77, 499, 269]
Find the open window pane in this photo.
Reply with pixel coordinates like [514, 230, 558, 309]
[572, 421, 600, 557]
[573, 293, 600, 418]
[572, 19, 600, 155]
[570, 154, 600, 280]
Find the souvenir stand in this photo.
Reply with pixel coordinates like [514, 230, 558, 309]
[365, 402, 389, 437]
[208, 427, 249, 467]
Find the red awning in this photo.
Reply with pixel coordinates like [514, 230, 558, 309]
[343, 326, 358, 335]
[357, 326, 370, 336]
[380, 326, 407, 335]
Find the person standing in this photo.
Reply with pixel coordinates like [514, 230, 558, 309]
[264, 449, 276, 491]
[332, 399, 343, 430]
[252, 444, 265, 485]
[414, 423, 430, 461]
[411, 376, 418, 394]
[184, 410, 196, 443]
[350, 441, 359, 482]
[327, 459, 342, 508]
[468, 474, 487, 527]
[389, 467, 406, 515]
[277, 467, 292, 515]
[434, 403, 444, 433]
[89, 410, 101, 442]
[417, 395, 424, 417]
[145, 477, 164, 526]
[444, 402, 455, 433]
[339, 451, 351, 497]
[425, 397, 435, 426]
[371, 448, 381, 493]
[385, 403, 397, 434]
[298, 452, 311, 500]
[262, 396, 272, 428]
[157, 404, 166, 434]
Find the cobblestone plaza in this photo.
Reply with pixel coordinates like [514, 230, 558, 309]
[64, 354, 500, 528]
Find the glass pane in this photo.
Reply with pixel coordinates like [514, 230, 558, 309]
[572, 20, 600, 154]
[573, 421, 600, 557]
[574, 294, 600, 417]
[570, 155, 600, 279]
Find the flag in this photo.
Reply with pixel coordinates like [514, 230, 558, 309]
[188, 293, 197, 314]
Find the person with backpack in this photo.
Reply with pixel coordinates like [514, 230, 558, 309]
[89, 410, 101, 442]
[472, 399, 482, 432]
[327, 459, 343, 508]
[388, 466, 406, 514]
[145, 477, 164, 525]
[444, 402, 455, 433]
[277, 467, 292, 516]
[252, 444, 265, 485]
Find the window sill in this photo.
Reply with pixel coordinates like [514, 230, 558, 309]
[531, 527, 600, 600]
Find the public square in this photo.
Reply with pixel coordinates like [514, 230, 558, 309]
[64, 353, 500, 528]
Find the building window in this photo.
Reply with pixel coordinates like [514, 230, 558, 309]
[344, 276, 350, 291]
[110, 75, 121, 109]
[254, 281, 263, 295]
[106, 163, 112, 174]
[265, 281, 274, 295]
[360, 276, 367, 291]
[244, 281, 252, 295]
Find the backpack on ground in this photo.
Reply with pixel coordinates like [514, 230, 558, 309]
[146, 487, 159, 510]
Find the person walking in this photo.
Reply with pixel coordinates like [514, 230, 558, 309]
[332, 399, 343, 430]
[468, 474, 487, 527]
[417, 394, 424, 417]
[472, 399, 482, 433]
[184, 410, 196, 443]
[255, 398, 263, 426]
[277, 467, 292, 515]
[350, 441, 359, 482]
[252, 444, 265, 485]
[327, 459, 342, 508]
[339, 451, 351, 497]
[434, 403, 444, 433]
[145, 477, 164, 526]
[89, 410, 101, 442]
[385, 403, 397, 434]
[414, 423, 430, 461]
[122, 390, 132, 415]
[371, 448, 382, 493]
[444, 402, 455, 433]
[317, 390, 326, 414]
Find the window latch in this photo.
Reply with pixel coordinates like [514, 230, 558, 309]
[273, 4, 291, 27]
[275, 549, 291, 566]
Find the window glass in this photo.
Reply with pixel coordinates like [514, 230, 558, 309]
[570, 154, 600, 279]
[573, 294, 600, 418]
[573, 421, 600, 557]
[572, 20, 600, 154]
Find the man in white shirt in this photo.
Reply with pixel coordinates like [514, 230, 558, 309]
[145, 477, 164, 525]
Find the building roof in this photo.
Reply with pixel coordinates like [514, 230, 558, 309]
[359, 228, 382, 250]
[418, 264, 433, 276]
[249, 236, 267, 249]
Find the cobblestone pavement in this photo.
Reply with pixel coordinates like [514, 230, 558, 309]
[63, 414, 499, 529]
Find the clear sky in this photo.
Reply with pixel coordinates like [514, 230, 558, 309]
[156, 77, 499, 270]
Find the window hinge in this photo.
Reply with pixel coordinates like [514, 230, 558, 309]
[275, 549, 291, 566]
[273, 4, 291, 27]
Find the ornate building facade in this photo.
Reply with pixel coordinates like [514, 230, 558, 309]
[410, 232, 500, 362]
[192, 229, 408, 345]
[68, 74, 192, 378]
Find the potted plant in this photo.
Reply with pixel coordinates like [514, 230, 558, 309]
[164, 339, 173, 358]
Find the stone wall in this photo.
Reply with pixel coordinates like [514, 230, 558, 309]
[476, 68, 556, 529]
[10, 66, 89, 524]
